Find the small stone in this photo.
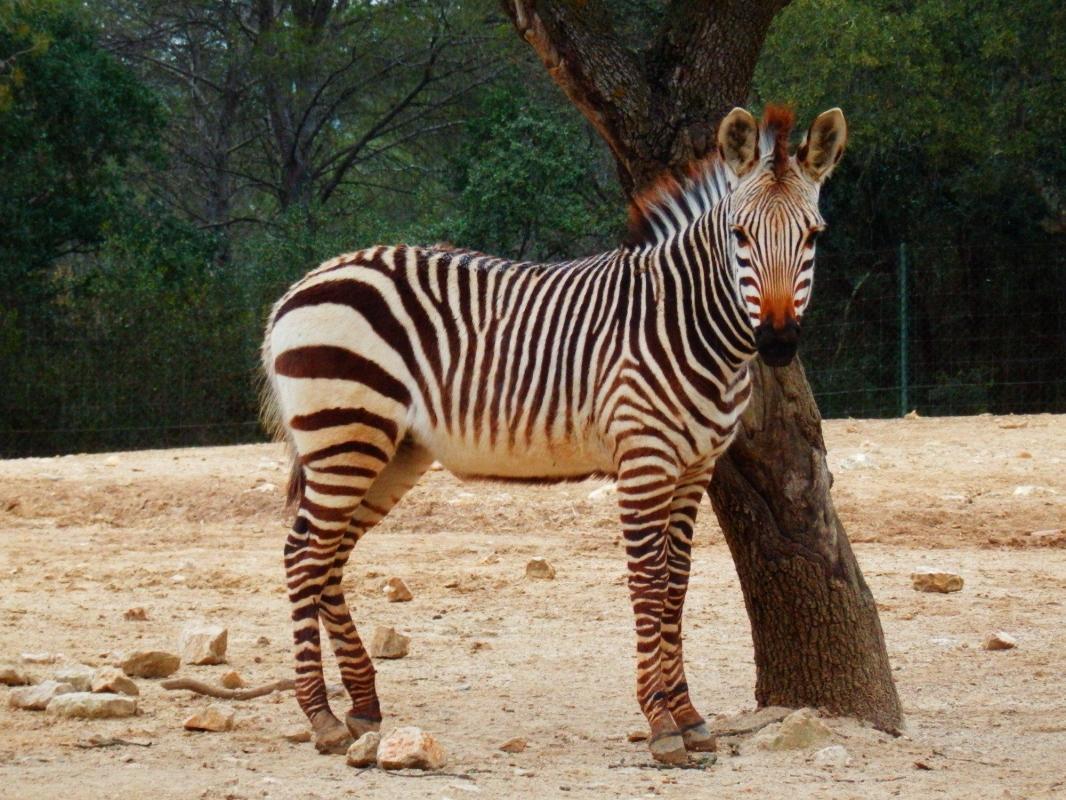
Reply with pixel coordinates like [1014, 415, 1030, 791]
[369, 627, 410, 659]
[904, 409, 920, 419]
[751, 708, 832, 751]
[587, 484, 617, 501]
[0, 664, 33, 686]
[499, 737, 527, 753]
[813, 744, 851, 767]
[627, 730, 649, 742]
[183, 704, 235, 732]
[346, 731, 381, 767]
[911, 568, 964, 593]
[983, 631, 1017, 651]
[47, 692, 137, 719]
[21, 652, 59, 665]
[123, 607, 148, 621]
[219, 670, 244, 689]
[8, 680, 76, 710]
[54, 664, 95, 692]
[104, 455, 120, 467]
[525, 558, 556, 580]
[377, 726, 446, 770]
[121, 650, 181, 678]
[1017, 450, 1032, 459]
[838, 452, 877, 471]
[383, 577, 413, 603]
[91, 666, 139, 696]
[282, 726, 312, 743]
[180, 623, 228, 665]
[1029, 529, 1065, 546]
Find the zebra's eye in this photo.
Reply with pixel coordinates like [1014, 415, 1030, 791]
[805, 228, 824, 248]
[731, 227, 750, 248]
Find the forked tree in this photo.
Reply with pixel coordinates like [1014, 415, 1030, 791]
[504, 0, 903, 732]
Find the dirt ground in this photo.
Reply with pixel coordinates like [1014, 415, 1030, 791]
[1, 414, 1064, 800]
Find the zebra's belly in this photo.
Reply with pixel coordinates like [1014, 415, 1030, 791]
[415, 427, 613, 480]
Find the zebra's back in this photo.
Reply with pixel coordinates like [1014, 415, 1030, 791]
[264, 244, 625, 481]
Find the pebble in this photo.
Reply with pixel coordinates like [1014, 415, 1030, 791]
[123, 607, 148, 621]
[1029, 529, 1065, 546]
[47, 692, 138, 719]
[369, 627, 410, 659]
[838, 452, 877, 471]
[525, 558, 556, 580]
[220, 670, 245, 689]
[121, 650, 181, 678]
[751, 708, 832, 751]
[383, 577, 413, 603]
[54, 664, 96, 692]
[499, 737, 527, 753]
[91, 666, 139, 696]
[0, 664, 33, 686]
[282, 726, 312, 743]
[183, 704, 235, 732]
[8, 680, 76, 710]
[377, 727, 446, 770]
[983, 631, 1017, 651]
[346, 731, 381, 767]
[180, 623, 228, 665]
[21, 652, 59, 665]
[813, 744, 852, 767]
[627, 730, 649, 742]
[911, 568, 964, 593]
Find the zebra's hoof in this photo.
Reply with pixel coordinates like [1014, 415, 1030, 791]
[681, 722, 717, 752]
[313, 722, 353, 755]
[345, 713, 381, 740]
[648, 732, 688, 765]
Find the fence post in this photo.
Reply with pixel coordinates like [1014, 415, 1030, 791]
[898, 242, 909, 417]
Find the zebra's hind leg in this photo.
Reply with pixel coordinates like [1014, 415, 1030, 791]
[616, 453, 687, 765]
[659, 467, 717, 753]
[285, 449, 393, 754]
[317, 439, 434, 740]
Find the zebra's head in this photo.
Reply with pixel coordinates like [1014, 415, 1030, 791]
[716, 106, 848, 367]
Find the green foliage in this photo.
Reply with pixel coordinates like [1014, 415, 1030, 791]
[0, 0, 163, 299]
[441, 86, 622, 260]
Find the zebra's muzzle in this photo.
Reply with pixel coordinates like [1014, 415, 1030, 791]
[755, 319, 800, 367]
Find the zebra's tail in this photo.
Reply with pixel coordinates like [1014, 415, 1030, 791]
[258, 310, 301, 511]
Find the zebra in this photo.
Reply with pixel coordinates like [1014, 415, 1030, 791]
[260, 104, 847, 764]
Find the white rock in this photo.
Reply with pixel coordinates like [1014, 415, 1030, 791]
[983, 631, 1017, 651]
[369, 627, 410, 659]
[525, 558, 556, 580]
[282, 726, 312, 743]
[838, 452, 877, 471]
[20, 652, 59, 665]
[751, 708, 832, 751]
[813, 744, 851, 767]
[183, 704, 235, 732]
[346, 731, 381, 767]
[91, 666, 139, 696]
[47, 692, 138, 719]
[911, 568, 964, 593]
[377, 726, 446, 770]
[1029, 529, 1065, 546]
[180, 623, 228, 665]
[54, 664, 95, 692]
[121, 650, 181, 678]
[1013, 484, 1057, 497]
[0, 664, 33, 686]
[587, 483, 617, 501]
[382, 577, 413, 603]
[104, 455, 120, 467]
[8, 680, 76, 710]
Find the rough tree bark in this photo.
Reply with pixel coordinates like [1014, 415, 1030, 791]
[504, 0, 903, 732]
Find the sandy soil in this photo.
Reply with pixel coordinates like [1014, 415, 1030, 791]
[1, 414, 1064, 799]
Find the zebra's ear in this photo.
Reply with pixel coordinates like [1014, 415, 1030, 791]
[716, 107, 760, 178]
[798, 108, 847, 182]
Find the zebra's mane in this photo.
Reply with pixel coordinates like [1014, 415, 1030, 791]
[625, 106, 797, 248]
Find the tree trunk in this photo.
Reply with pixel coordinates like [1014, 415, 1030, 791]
[504, 0, 903, 731]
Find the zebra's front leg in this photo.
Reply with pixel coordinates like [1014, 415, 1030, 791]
[617, 459, 687, 764]
[660, 467, 716, 752]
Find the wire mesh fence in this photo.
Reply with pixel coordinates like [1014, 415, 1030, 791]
[1, 242, 1064, 458]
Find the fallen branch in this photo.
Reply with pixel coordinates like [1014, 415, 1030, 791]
[161, 677, 294, 700]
